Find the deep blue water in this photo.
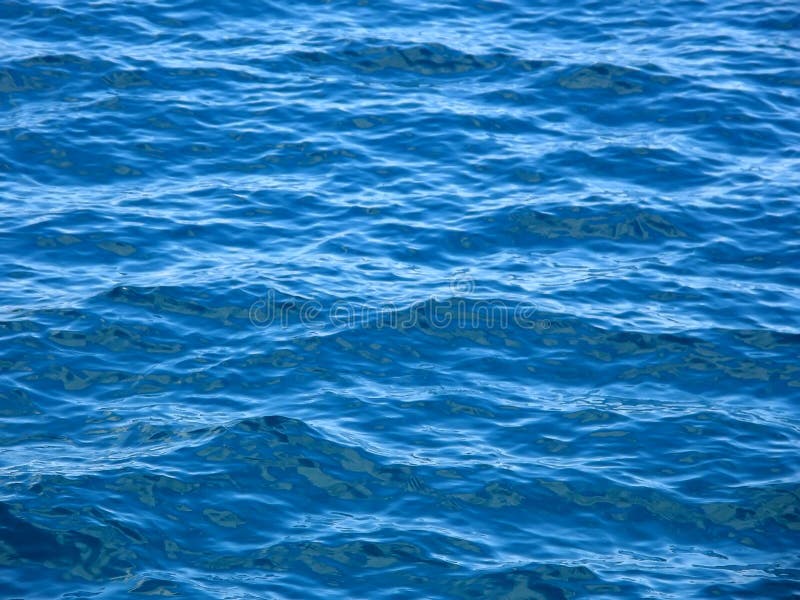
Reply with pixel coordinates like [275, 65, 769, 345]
[2, 0, 800, 598]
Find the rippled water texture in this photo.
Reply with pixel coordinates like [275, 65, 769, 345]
[2, 0, 800, 598]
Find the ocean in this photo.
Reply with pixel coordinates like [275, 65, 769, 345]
[1, 0, 799, 598]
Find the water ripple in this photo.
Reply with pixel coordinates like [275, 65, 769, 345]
[2, 0, 799, 597]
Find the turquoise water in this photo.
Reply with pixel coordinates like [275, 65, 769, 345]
[2, 1, 800, 598]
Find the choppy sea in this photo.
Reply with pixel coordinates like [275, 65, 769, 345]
[1, 1, 799, 598]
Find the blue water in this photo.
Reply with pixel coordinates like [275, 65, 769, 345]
[2, 1, 800, 598]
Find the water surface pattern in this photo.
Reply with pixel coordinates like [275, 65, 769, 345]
[1, 0, 800, 598]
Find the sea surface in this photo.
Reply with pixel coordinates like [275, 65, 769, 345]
[1, 1, 799, 598]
